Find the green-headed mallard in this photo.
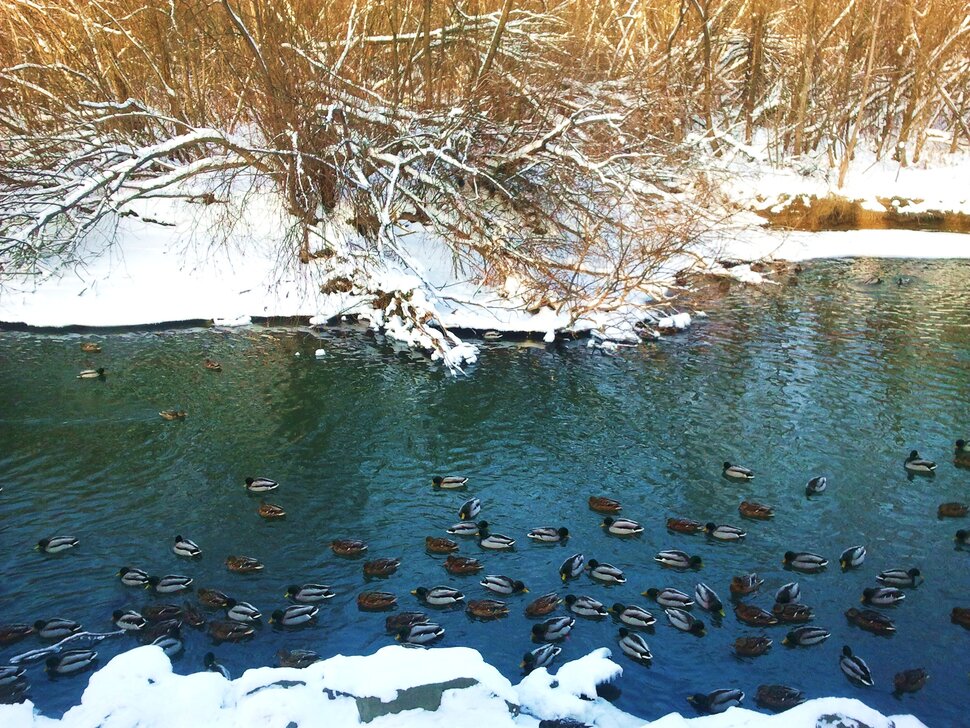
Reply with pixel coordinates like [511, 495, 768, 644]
[245, 477, 278, 493]
[148, 574, 194, 592]
[478, 527, 515, 550]
[618, 627, 652, 664]
[586, 559, 626, 584]
[723, 462, 754, 480]
[412, 586, 464, 606]
[151, 627, 183, 658]
[839, 645, 874, 686]
[559, 553, 585, 581]
[666, 607, 705, 635]
[118, 566, 149, 587]
[839, 545, 866, 570]
[564, 594, 607, 618]
[458, 498, 481, 521]
[480, 575, 527, 595]
[610, 603, 656, 629]
[655, 549, 702, 570]
[805, 476, 827, 496]
[521, 643, 560, 673]
[775, 582, 800, 604]
[36, 536, 78, 554]
[46, 649, 97, 675]
[687, 688, 744, 714]
[862, 586, 904, 606]
[904, 450, 935, 473]
[173, 535, 201, 558]
[643, 587, 693, 609]
[705, 523, 746, 541]
[602, 517, 642, 536]
[877, 567, 921, 588]
[783, 551, 827, 573]
[270, 604, 318, 626]
[447, 520, 487, 536]
[957, 529, 970, 546]
[76, 368, 105, 380]
[397, 622, 444, 645]
[432, 475, 467, 489]
[112, 609, 146, 631]
[204, 652, 230, 680]
[531, 616, 574, 641]
[527, 526, 569, 543]
[224, 599, 261, 623]
[694, 583, 724, 616]
[781, 626, 830, 646]
[286, 583, 334, 602]
[34, 618, 81, 640]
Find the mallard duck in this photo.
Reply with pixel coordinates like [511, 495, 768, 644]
[775, 582, 800, 604]
[904, 450, 936, 473]
[877, 567, 921, 588]
[643, 587, 693, 609]
[730, 573, 764, 595]
[950, 607, 970, 628]
[739, 501, 773, 519]
[588, 496, 621, 514]
[173, 535, 201, 558]
[364, 558, 401, 577]
[357, 591, 397, 611]
[772, 602, 813, 623]
[957, 529, 970, 546]
[443, 555, 483, 575]
[723, 462, 754, 480]
[397, 622, 444, 645]
[112, 609, 146, 631]
[385, 612, 429, 632]
[245, 477, 278, 493]
[734, 636, 772, 657]
[0, 665, 26, 686]
[257, 503, 286, 519]
[805, 476, 827, 496]
[182, 601, 205, 628]
[34, 618, 81, 640]
[76, 368, 105, 379]
[839, 545, 866, 570]
[208, 620, 255, 642]
[610, 603, 656, 629]
[706, 523, 746, 541]
[36, 536, 78, 554]
[688, 689, 744, 715]
[447, 520, 487, 536]
[197, 588, 231, 608]
[277, 649, 319, 668]
[893, 668, 928, 694]
[151, 627, 183, 658]
[861, 586, 904, 606]
[839, 645, 874, 686]
[845, 607, 895, 634]
[142, 604, 182, 622]
[938, 502, 968, 518]
[755, 684, 804, 711]
[225, 556, 263, 573]
[482, 330, 503, 340]
[432, 476, 467, 489]
[666, 608, 705, 635]
[521, 643, 561, 673]
[602, 517, 642, 536]
[618, 628, 652, 664]
[694, 583, 724, 616]
[80, 342, 101, 353]
[467, 599, 509, 619]
[458, 498, 482, 521]
[586, 560, 626, 584]
[204, 358, 222, 372]
[204, 652, 230, 680]
[118, 566, 149, 587]
[330, 539, 367, 557]
[159, 410, 187, 421]
[224, 599, 261, 623]
[527, 526, 569, 543]
[734, 603, 778, 627]
[782, 626, 830, 646]
[0, 624, 33, 646]
[525, 592, 561, 617]
[559, 553, 585, 581]
[46, 649, 97, 675]
[270, 605, 318, 626]
[531, 616, 574, 641]
[783, 551, 827, 573]
[478, 527, 515, 550]
[655, 550, 702, 570]
[148, 574, 194, 592]
[140, 619, 180, 643]
[425, 536, 459, 554]
[412, 586, 464, 606]
[564, 594, 607, 618]
[666, 517, 705, 534]
[480, 575, 527, 595]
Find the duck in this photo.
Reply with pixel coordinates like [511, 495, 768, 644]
[140, 619, 180, 643]
[412, 586, 464, 606]
[772, 602, 813, 623]
[245, 477, 278, 493]
[950, 607, 970, 628]
[46, 649, 97, 675]
[805, 476, 827, 496]
[432, 475, 467, 489]
[755, 684, 805, 711]
[861, 586, 905, 606]
[204, 652, 230, 680]
[618, 628, 652, 664]
[225, 556, 263, 573]
[118, 566, 149, 587]
[525, 593, 561, 617]
[610, 604, 656, 629]
[197, 588, 231, 608]
[224, 599, 261, 623]
[204, 358, 222, 372]
[182, 601, 205, 628]
[559, 553, 585, 581]
[723, 462, 754, 480]
[783, 551, 827, 573]
[705, 523, 746, 541]
[151, 628, 183, 658]
[357, 591, 397, 611]
[694, 583, 724, 616]
[643, 587, 693, 609]
[397, 622, 444, 645]
[781, 626, 830, 647]
[34, 618, 81, 640]
[443, 555, 483, 575]
[257, 503, 286, 519]
[466, 599, 509, 619]
[447, 520, 487, 536]
[0, 624, 33, 646]
[601, 517, 643, 536]
[955, 439, 970, 467]
[364, 558, 401, 577]
[730, 573, 764, 595]
[521, 643, 561, 673]
[586, 560, 626, 584]
[480, 575, 527, 595]
[527, 526, 569, 543]
[173, 535, 201, 558]
[80, 342, 101, 353]
[893, 668, 928, 694]
[0, 665, 26, 686]
[938, 502, 968, 518]
[734, 636, 772, 657]
[877, 567, 921, 588]
[112, 610, 146, 631]
[330, 539, 367, 557]
[458, 498, 482, 521]
[956, 529, 970, 546]
[425, 536, 459, 554]
[687, 689, 744, 715]
[385, 612, 429, 632]
[845, 607, 895, 634]
[654, 550, 702, 569]
[666, 517, 705, 534]
[270, 605, 318, 626]
[478, 527, 515, 550]
[904, 450, 936, 473]
[666, 608, 705, 635]
[159, 410, 187, 421]
[839, 545, 866, 570]
[734, 603, 778, 627]
[36, 536, 79, 554]
[839, 645, 874, 686]
[564, 595, 608, 618]
[277, 649, 319, 668]
[739, 501, 774, 519]
[775, 582, 800, 604]
[531, 616, 574, 641]
[142, 604, 182, 622]
[208, 620, 255, 642]
[588, 496, 621, 514]
[76, 368, 105, 380]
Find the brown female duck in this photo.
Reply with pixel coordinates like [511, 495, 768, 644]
[357, 591, 397, 611]
[425, 536, 459, 554]
[364, 558, 401, 577]
[467, 599, 509, 619]
[735, 603, 779, 627]
[225, 555, 264, 573]
[525, 593, 561, 617]
[739, 501, 774, 520]
[331, 539, 368, 557]
[444, 555, 483, 575]
[588, 496, 621, 514]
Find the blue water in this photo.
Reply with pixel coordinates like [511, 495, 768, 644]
[1, 257, 968, 724]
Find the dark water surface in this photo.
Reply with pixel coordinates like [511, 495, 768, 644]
[1, 257, 968, 724]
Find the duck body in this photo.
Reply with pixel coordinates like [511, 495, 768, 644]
[586, 559, 626, 584]
[610, 604, 656, 629]
[938, 502, 968, 518]
[588, 496, 621, 514]
[257, 503, 286, 519]
[723, 462, 754, 480]
[840, 645, 874, 686]
[331, 540, 367, 557]
[447, 521, 486, 536]
[432, 476, 467, 489]
[357, 591, 397, 611]
[458, 498, 482, 521]
[782, 626, 830, 647]
[783, 551, 828, 573]
[774, 582, 800, 604]
[756, 684, 805, 711]
[225, 600, 261, 623]
[730, 573, 764, 596]
[525, 593, 561, 617]
[739, 501, 774, 519]
[197, 588, 231, 608]
[877, 567, 921, 588]
[397, 622, 444, 645]
[839, 545, 866, 570]
[666, 517, 705, 534]
[861, 587, 904, 606]
[46, 650, 97, 675]
[225, 556, 263, 573]
[688, 689, 744, 715]
[173, 535, 201, 558]
[522, 643, 561, 673]
[425, 536, 459, 554]
[37, 537, 78, 554]
[151, 629, 183, 658]
[443, 555, 483, 575]
[478, 529, 515, 550]
[0, 665, 26, 687]
[564, 594, 607, 619]
[0, 624, 34, 646]
[76, 368, 105, 379]
[772, 602, 813, 623]
[34, 619, 81, 640]
[666, 607, 705, 635]
[694, 583, 724, 616]
[112, 610, 146, 631]
[644, 587, 693, 609]
[80, 342, 101, 353]
[706, 523, 746, 541]
[734, 636, 772, 657]
[364, 558, 401, 577]
[655, 550, 702, 570]
[734, 603, 778, 627]
[904, 450, 936, 473]
[159, 410, 187, 421]
[140, 619, 180, 643]
[894, 668, 928, 694]
[204, 358, 222, 371]
[466, 599, 509, 619]
[270, 605, 318, 626]
[277, 649, 319, 668]
[528, 526, 569, 543]
[805, 476, 827, 496]
[142, 604, 182, 622]
[245, 477, 278, 493]
[385, 612, 429, 633]
[182, 601, 205, 628]
[208, 620, 255, 642]
[955, 439, 970, 467]
[118, 567, 149, 587]
[952, 607, 970, 628]
[602, 517, 642, 536]
[412, 586, 464, 607]
[845, 607, 895, 635]
[559, 553, 585, 581]
[531, 616, 574, 641]
[204, 653, 230, 680]
[480, 575, 527, 595]
[618, 628, 652, 664]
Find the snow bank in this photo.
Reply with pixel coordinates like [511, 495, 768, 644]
[0, 646, 925, 728]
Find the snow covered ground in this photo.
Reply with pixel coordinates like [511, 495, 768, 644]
[0, 645, 926, 728]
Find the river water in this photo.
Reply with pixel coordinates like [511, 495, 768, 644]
[1, 257, 968, 724]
